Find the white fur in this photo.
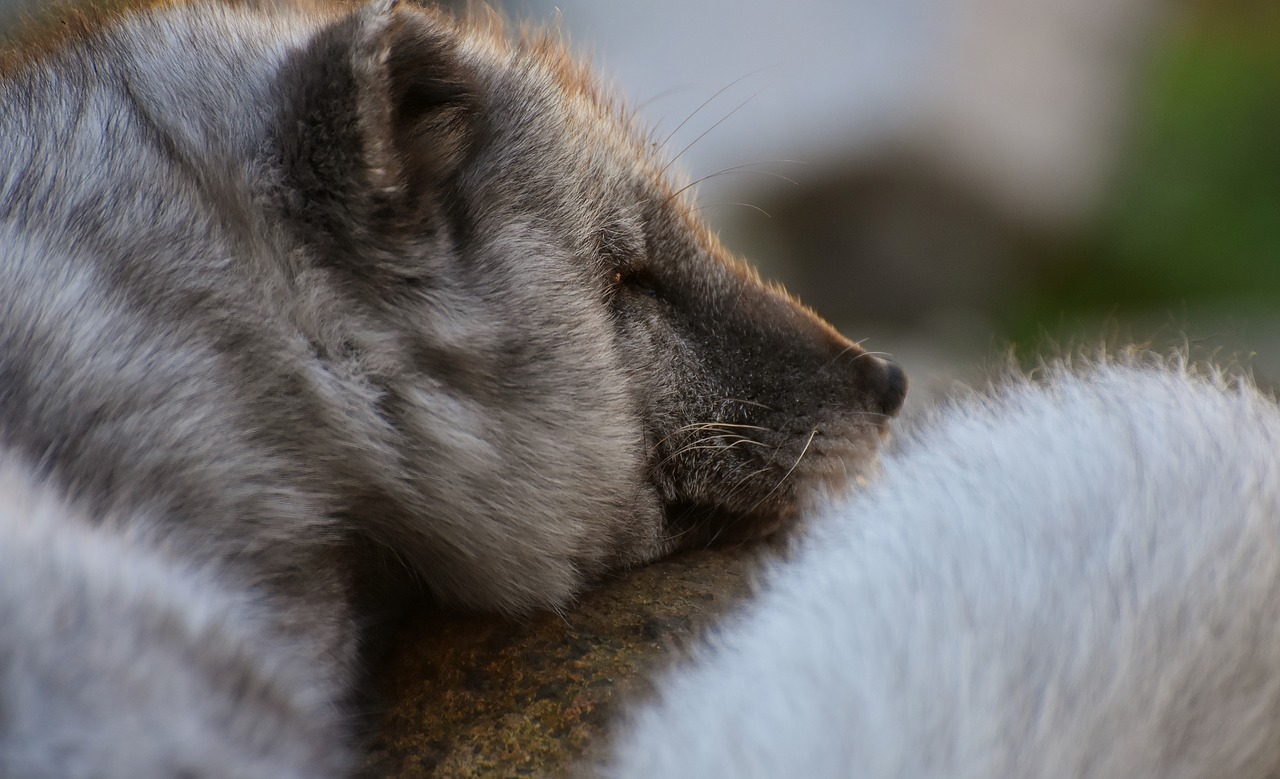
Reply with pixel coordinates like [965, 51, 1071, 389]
[0, 455, 350, 778]
[608, 361, 1280, 778]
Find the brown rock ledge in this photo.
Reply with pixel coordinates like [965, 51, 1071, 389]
[362, 545, 774, 777]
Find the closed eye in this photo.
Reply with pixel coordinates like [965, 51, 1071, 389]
[613, 269, 662, 300]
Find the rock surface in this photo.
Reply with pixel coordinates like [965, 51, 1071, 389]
[363, 545, 773, 777]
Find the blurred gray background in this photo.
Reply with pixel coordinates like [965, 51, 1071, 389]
[5, 0, 1278, 402]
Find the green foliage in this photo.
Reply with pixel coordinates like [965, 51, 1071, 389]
[1003, 4, 1280, 347]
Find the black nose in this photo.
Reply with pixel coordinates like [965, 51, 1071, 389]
[877, 360, 908, 417]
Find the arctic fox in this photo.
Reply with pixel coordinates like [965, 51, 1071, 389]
[608, 358, 1280, 778]
[0, 0, 905, 774]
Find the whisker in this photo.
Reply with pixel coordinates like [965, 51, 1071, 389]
[844, 410, 893, 422]
[652, 422, 719, 451]
[661, 90, 761, 177]
[636, 84, 692, 114]
[822, 343, 862, 370]
[744, 428, 817, 516]
[668, 437, 752, 455]
[691, 422, 771, 432]
[820, 344, 895, 371]
[663, 506, 712, 547]
[685, 201, 773, 219]
[704, 522, 730, 549]
[668, 440, 767, 457]
[656, 436, 768, 468]
[667, 161, 802, 202]
[673, 421, 771, 433]
[724, 463, 777, 498]
[652, 421, 775, 452]
[657, 66, 775, 151]
[664, 523, 699, 544]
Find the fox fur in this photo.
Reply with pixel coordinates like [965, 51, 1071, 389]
[0, 0, 905, 775]
[607, 357, 1280, 778]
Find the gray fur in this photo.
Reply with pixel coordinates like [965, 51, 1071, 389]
[0, 456, 351, 778]
[0, 1, 904, 774]
[607, 358, 1280, 778]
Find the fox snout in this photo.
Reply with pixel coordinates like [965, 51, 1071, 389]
[869, 358, 908, 417]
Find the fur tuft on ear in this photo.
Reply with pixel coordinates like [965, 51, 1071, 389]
[350, 0, 402, 195]
[273, 1, 478, 276]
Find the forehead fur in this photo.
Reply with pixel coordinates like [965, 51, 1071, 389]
[446, 5, 656, 158]
[437, 6, 772, 280]
[437, 5, 718, 210]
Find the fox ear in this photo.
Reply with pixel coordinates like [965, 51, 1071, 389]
[350, 0, 476, 200]
[275, 0, 477, 270]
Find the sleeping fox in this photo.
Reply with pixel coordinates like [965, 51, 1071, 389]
[0, 0, 905, 775]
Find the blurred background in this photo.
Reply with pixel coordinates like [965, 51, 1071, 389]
[4, 0, 1278, 404]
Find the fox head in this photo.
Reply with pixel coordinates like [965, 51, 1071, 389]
[267, 0, 906, 610]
